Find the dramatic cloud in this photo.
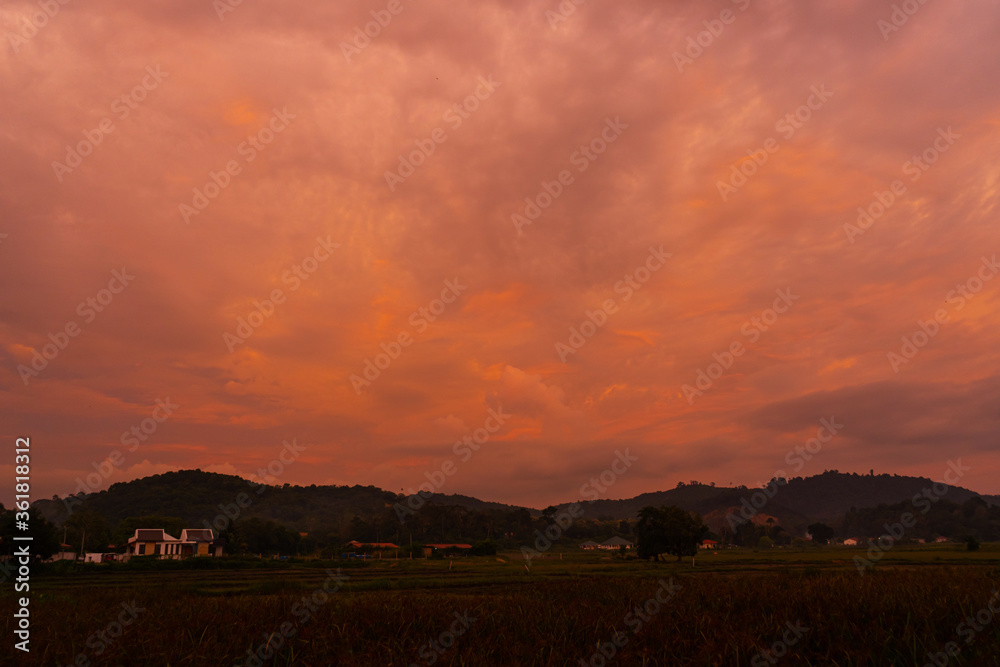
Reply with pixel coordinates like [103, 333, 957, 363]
[2, 0, 998, 508]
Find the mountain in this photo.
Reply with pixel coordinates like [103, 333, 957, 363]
[549, 470, 991, 534]
[34, 468, 996, 539]
[34, 470, 401, 534]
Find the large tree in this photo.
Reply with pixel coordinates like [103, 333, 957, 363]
[0, 508, 60, 559]
[64, 510, 111, 552]
[635, 505, 708, 561]
[808, 522, 835, 545]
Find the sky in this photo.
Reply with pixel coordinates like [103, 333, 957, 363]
[2, 0, 999, 510]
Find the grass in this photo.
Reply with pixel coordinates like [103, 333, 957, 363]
[5, 545, 999, 666]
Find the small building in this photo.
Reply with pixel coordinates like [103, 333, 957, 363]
[843, 538, 859, 546]
[423, 544, 472, 557]
[700, 539, 718, 549]
[48, 544, 77, 562]
[345, 540, 399, 550]
[579, 541, 601, 550]
[599, 537, 634, 550]
[934, 536, 951, 543]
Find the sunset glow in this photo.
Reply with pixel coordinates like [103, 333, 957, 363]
[3, 0, 999, 508]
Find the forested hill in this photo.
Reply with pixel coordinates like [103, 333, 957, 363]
[32, 469, 532, 533]
[32, 468, 998, 537]
[551, 470, 995, 532]
[34, 470, 400, 532]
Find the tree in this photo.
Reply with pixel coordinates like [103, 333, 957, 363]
[635, 506, 707, 562]
[64, 510, 111, 553]
[0, 508, 60, 559]
[808, 522, 835, 545]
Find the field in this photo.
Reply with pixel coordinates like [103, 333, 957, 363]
[5, 545, 1000, 666]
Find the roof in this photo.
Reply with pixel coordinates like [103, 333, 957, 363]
[127, 529, 179, 543]
[579, 541, 600, 547]
[346, 541, 400, 548]
[426, 544, 472, 549]
[702, 539, 718, 544]
[179, 529, 215, 542]
[602, 537, 634, 547]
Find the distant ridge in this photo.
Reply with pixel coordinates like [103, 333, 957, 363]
[33, 468, 997, 536]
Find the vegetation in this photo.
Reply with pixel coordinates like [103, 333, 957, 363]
[0, 506, 60, 558]
[5, 547, 1000, 665]
[635, 506, 707, 561]
[807, 522, 835, 545]
[31, 470, 1000, 561]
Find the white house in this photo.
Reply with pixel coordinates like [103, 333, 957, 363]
[599, 537, 634, 550]
[843, 538, 859, 546]
[127, 528, 223, 558]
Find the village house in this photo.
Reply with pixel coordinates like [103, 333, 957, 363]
[842, 538, 860, 546]
[344, 540, 399, 550]
[700, 539, 719, 549]
[48, 544, 77, 562]
[422, 543, 472, 557]
[126, 528, 224, 559]
[599, 537, 634, 550]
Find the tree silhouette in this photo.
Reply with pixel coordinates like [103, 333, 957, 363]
[635, 505, 707, 561]
[808, 522, 835, 545]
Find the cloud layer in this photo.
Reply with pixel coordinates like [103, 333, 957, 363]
[2, 0, 998, 508]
